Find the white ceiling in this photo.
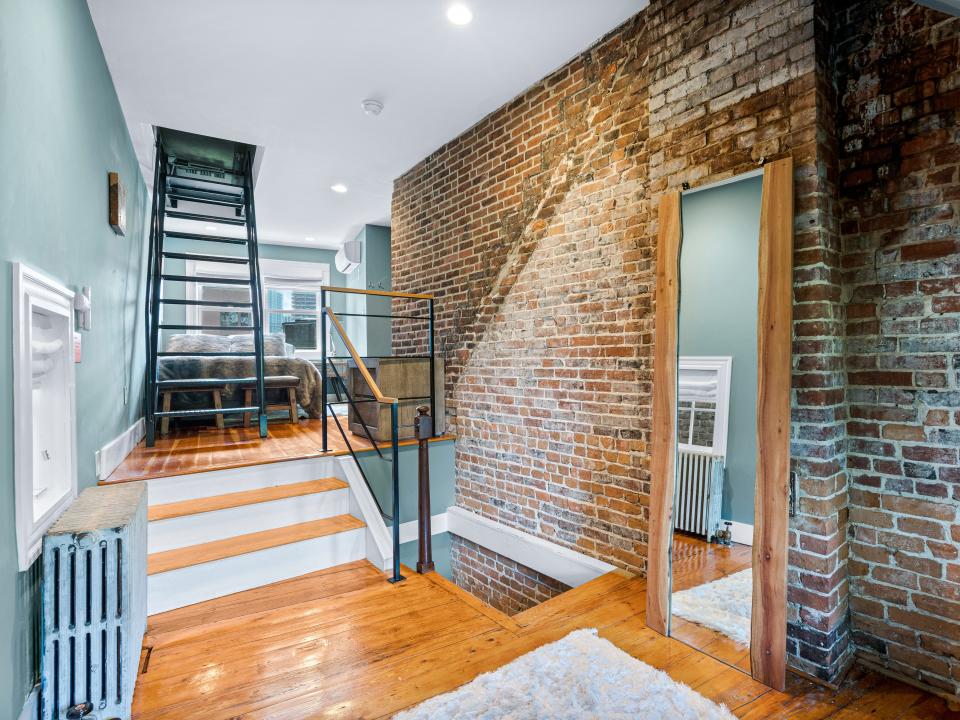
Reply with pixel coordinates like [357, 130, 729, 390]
[87, 1, 644, 249]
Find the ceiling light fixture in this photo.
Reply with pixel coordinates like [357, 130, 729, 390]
[205, 225, 217, 231]
[330, 183, 348, 194]
[305, 236, 316, 242]
[361, 99, 384, 116]
[446, 3, 473, 25]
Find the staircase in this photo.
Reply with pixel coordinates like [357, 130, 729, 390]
[143, 456, 374, 615]
[143, 127, 268, 446]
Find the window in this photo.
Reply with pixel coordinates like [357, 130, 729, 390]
[265, 286, 322, 351]
[185, 258, 331, 357]
[677, 356, 732, 455]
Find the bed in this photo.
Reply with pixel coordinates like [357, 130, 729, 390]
[158, 333, 325, 418]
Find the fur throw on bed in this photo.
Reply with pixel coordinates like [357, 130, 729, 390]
[160, 333, 325, 418]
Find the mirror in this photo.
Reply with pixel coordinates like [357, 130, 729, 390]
[668, 174, 762, 672]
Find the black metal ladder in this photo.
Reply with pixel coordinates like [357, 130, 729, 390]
[144, 128, 268, 446]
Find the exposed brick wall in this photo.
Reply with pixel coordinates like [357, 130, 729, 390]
[394, 14, 653, 576]
[781, 0, 853, 682]
[450, 536, 570, 615]
[391, 0, 957, 688]
[834, 0, 960, 697]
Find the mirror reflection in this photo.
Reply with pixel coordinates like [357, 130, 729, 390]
[669, 174, 762, 672]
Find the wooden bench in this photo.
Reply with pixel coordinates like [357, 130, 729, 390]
[240, 375, 301, 427]
[160, 382, 227, 435]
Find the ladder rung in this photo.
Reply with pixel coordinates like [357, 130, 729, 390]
[162, 251, 249, 264]
[159, 299, 252, 307]
[159, 324, 256, 331]
[165, 210, 247, 226]
[168, 176, 243, 191]
[163, 231, 247, 245]
[154, 406, 260, 418]
[157, 377, 258, 388]
[168, 172, 244, 189]
[161, 274, 251, 285]
[167, 193, 243, 209]
[158, 351, 256, 357]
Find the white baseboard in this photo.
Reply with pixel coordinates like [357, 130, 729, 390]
[18, 686, 39, 720]
[446, 507, 615, 588]
[399, 512, 448, 544]
[722, 519, 754, 546]
[95, 417, 145, 480]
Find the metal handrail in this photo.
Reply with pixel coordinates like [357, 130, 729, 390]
[324, 308, 397, 403]
[319, 288, 437, 586]
[324, 307, 403, 583]
[320, 285, 434, 300]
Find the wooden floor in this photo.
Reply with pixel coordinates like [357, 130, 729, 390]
[104, 419, 454, 483]
[671, 532, 754, 671]
[131, 561, 958, 719]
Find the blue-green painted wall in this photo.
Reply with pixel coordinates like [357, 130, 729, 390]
[358, 439, 455, 525]
[400, 532, 453, 580]
[678, 176, 761, 525]
[361, 440, 455, 580]
[0, 0, 150, 714]
[343, 224, 392, 357]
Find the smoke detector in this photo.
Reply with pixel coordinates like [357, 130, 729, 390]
[361, 99, 384, 116]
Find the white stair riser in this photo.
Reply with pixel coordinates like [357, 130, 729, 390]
[147, 528, 365, 615]
[148, 489, 350, 553]
[147, 457, 341, 504]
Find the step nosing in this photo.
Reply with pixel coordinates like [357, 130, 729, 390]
[148, 478, 349, 521]
[147, 515, 365, 576]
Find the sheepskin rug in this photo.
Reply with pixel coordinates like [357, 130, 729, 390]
[393, 628, 735, 720]
[671, 568, 752, 646]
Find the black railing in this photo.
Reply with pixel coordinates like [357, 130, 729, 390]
[320, 287, 436, 584]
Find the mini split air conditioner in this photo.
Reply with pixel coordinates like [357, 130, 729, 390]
[335, 238, 362, 274]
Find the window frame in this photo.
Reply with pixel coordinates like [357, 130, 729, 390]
[677, 355, 732, 456]
[185, 258, 331, 358]
[12, 263, 78, 570]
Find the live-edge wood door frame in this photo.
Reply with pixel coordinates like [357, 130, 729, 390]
[645, 158, 793, 692]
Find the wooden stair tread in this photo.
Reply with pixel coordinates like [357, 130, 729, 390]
[148, 478, 348, 521]
[148, 515, 365, 575]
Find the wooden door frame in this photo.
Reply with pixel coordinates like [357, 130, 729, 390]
[645, 158, 793, 691]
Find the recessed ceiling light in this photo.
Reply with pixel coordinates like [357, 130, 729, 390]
[205, 225, 217, 231]
[446, 3, 472, 25]
[305, 236, 316, 242]
[330, 183, 348, 194]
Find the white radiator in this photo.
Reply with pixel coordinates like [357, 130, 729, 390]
[674, 449, 724, 540]
[42, 483, 147, 720]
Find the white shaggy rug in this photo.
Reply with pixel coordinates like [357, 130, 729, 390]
[393, 628, 735, 720]
[671, 568, 752, 646]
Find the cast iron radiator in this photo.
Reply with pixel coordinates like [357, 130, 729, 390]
[41, 483, 147, 720]
[674, 449, 725, 540]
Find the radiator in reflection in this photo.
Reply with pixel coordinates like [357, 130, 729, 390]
[675, 450, 724, 540]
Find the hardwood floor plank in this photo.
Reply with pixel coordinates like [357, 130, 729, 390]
[512, 569, 635, 628]
[131, 561, 955, 720]
[143, 580, 461, 680]
[418, 565, 522, 632]
[134, 617, 503, 719]
[103, 418, 455, 483]
[137, 599, 480, 709]
[146, 560, 379, 639]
